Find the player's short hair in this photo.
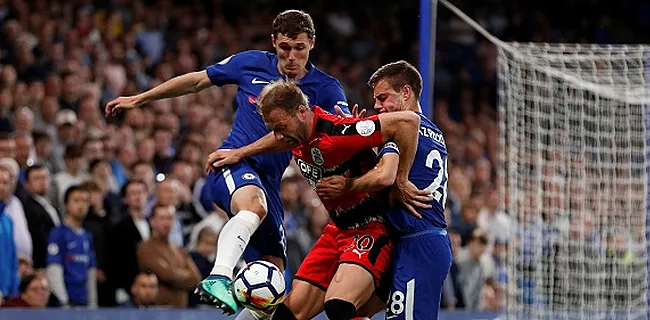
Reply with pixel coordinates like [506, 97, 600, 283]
[272, 10, 315, 39]
[257, 80, 310, 116]
[368, 60, 423, 99]
[64, 184, 89, 204]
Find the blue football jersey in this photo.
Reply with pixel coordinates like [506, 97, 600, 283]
[205, 50, 349, 184]
[47, 224, 96, 305]
[382, 113, 449, 234]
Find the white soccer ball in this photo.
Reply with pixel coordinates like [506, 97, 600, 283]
[233, 260, 286, 311]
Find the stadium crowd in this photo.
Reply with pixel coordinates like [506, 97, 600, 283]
[0, 0, 648, 312]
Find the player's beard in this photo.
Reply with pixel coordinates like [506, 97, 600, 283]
[297, 121, 309, 144]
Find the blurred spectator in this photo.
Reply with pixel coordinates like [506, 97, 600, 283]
[137, 204, 200, 307]
[455, 199, 480, 246]
[187, 204, 227, 252]
[150, 177, 192, 247]
[88, 159, 119, 197]
[132, 161, 155, 196]
[0, 166, 19, 304]
[441, 228, 465, 310]
[455, 229, 494, 310]
[120, 272, 159, 308]
[109, 180, 149, 304]
[32, 131, 55, 173]
[82, 181, 114, 307]
[14, 133, 35, 174]
[33, 97, 59, 140]
[82, 138, 105, 164]
[112, 141, 137, 189]
[479, 278, 501, 311]
[46, 185, 97, 308]
[2, 272, 50, 308]
[53, 145, 87, 208]
[13, 107, 34, 136]
[51, 110, 79, 172]
[188, 226, 218, 308]
[0, 133, 16, 159]
[152, 127, 174, 174]
[18, 257, 34, 280]
[477, 188, 513, 251]
[0, 158, 32, 261]
[190, 227, 218, 278]
[22, 164, 60, 269]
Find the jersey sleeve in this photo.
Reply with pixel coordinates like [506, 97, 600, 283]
[323, 114, 383, 152]
[318, 82, 349, 115]
[46, 228, 64, 266]
[205, 52, 247, 86]
[377, 141, 400, 160]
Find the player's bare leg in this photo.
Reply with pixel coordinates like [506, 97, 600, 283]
[271, 279, 326, 320]
[324, 264, 376, 320]
[196, 185, 268, 314]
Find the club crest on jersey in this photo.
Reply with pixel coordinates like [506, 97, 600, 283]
[311, 147, 324, 165]
[48, 243, 59, 255]
[242, 173, 257, 180]
[356, 120, 375, 137]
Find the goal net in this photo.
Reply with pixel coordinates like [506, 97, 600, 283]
[498, 43, 650, 319]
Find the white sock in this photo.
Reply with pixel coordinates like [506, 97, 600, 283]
[235, 308, 273, 320]
[211, 210, 261, 278]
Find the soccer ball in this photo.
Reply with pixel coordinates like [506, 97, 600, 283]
[233, 260, 286, 311]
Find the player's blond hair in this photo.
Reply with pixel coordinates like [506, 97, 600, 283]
[257, 80, 310, 116]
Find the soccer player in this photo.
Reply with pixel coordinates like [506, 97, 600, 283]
[316, 61, 453, 320]
[104, 10, 349, 314]
[206, 80, 430, 320]
[45, 184, 97, 307]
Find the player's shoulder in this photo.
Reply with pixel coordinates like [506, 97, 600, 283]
[309, 65, 343, 88]
[314, 108, 378, 135]
[219, 50, 271, 67]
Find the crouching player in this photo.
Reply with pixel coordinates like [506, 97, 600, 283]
[317, 61, 453, 320]
[207, 80, 430, 319]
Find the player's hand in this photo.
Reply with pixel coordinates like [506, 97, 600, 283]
[105, 95, 141, 117]
[390, 179, 432, 219]
[315, 176, 350, 200]
[205, 149, 242, 173]
[335, 104, 366, 119]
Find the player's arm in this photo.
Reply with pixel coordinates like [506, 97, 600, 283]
[105, 71, 213, 116]
[350, 152, 399, 192]
[315, 143, 399, 199]
[375, 111, 420, 182]
[204, 133, 294, 171]
[106, 53, 243, 117]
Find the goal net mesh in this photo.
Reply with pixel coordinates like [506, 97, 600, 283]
[498, 43, 650, 319]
